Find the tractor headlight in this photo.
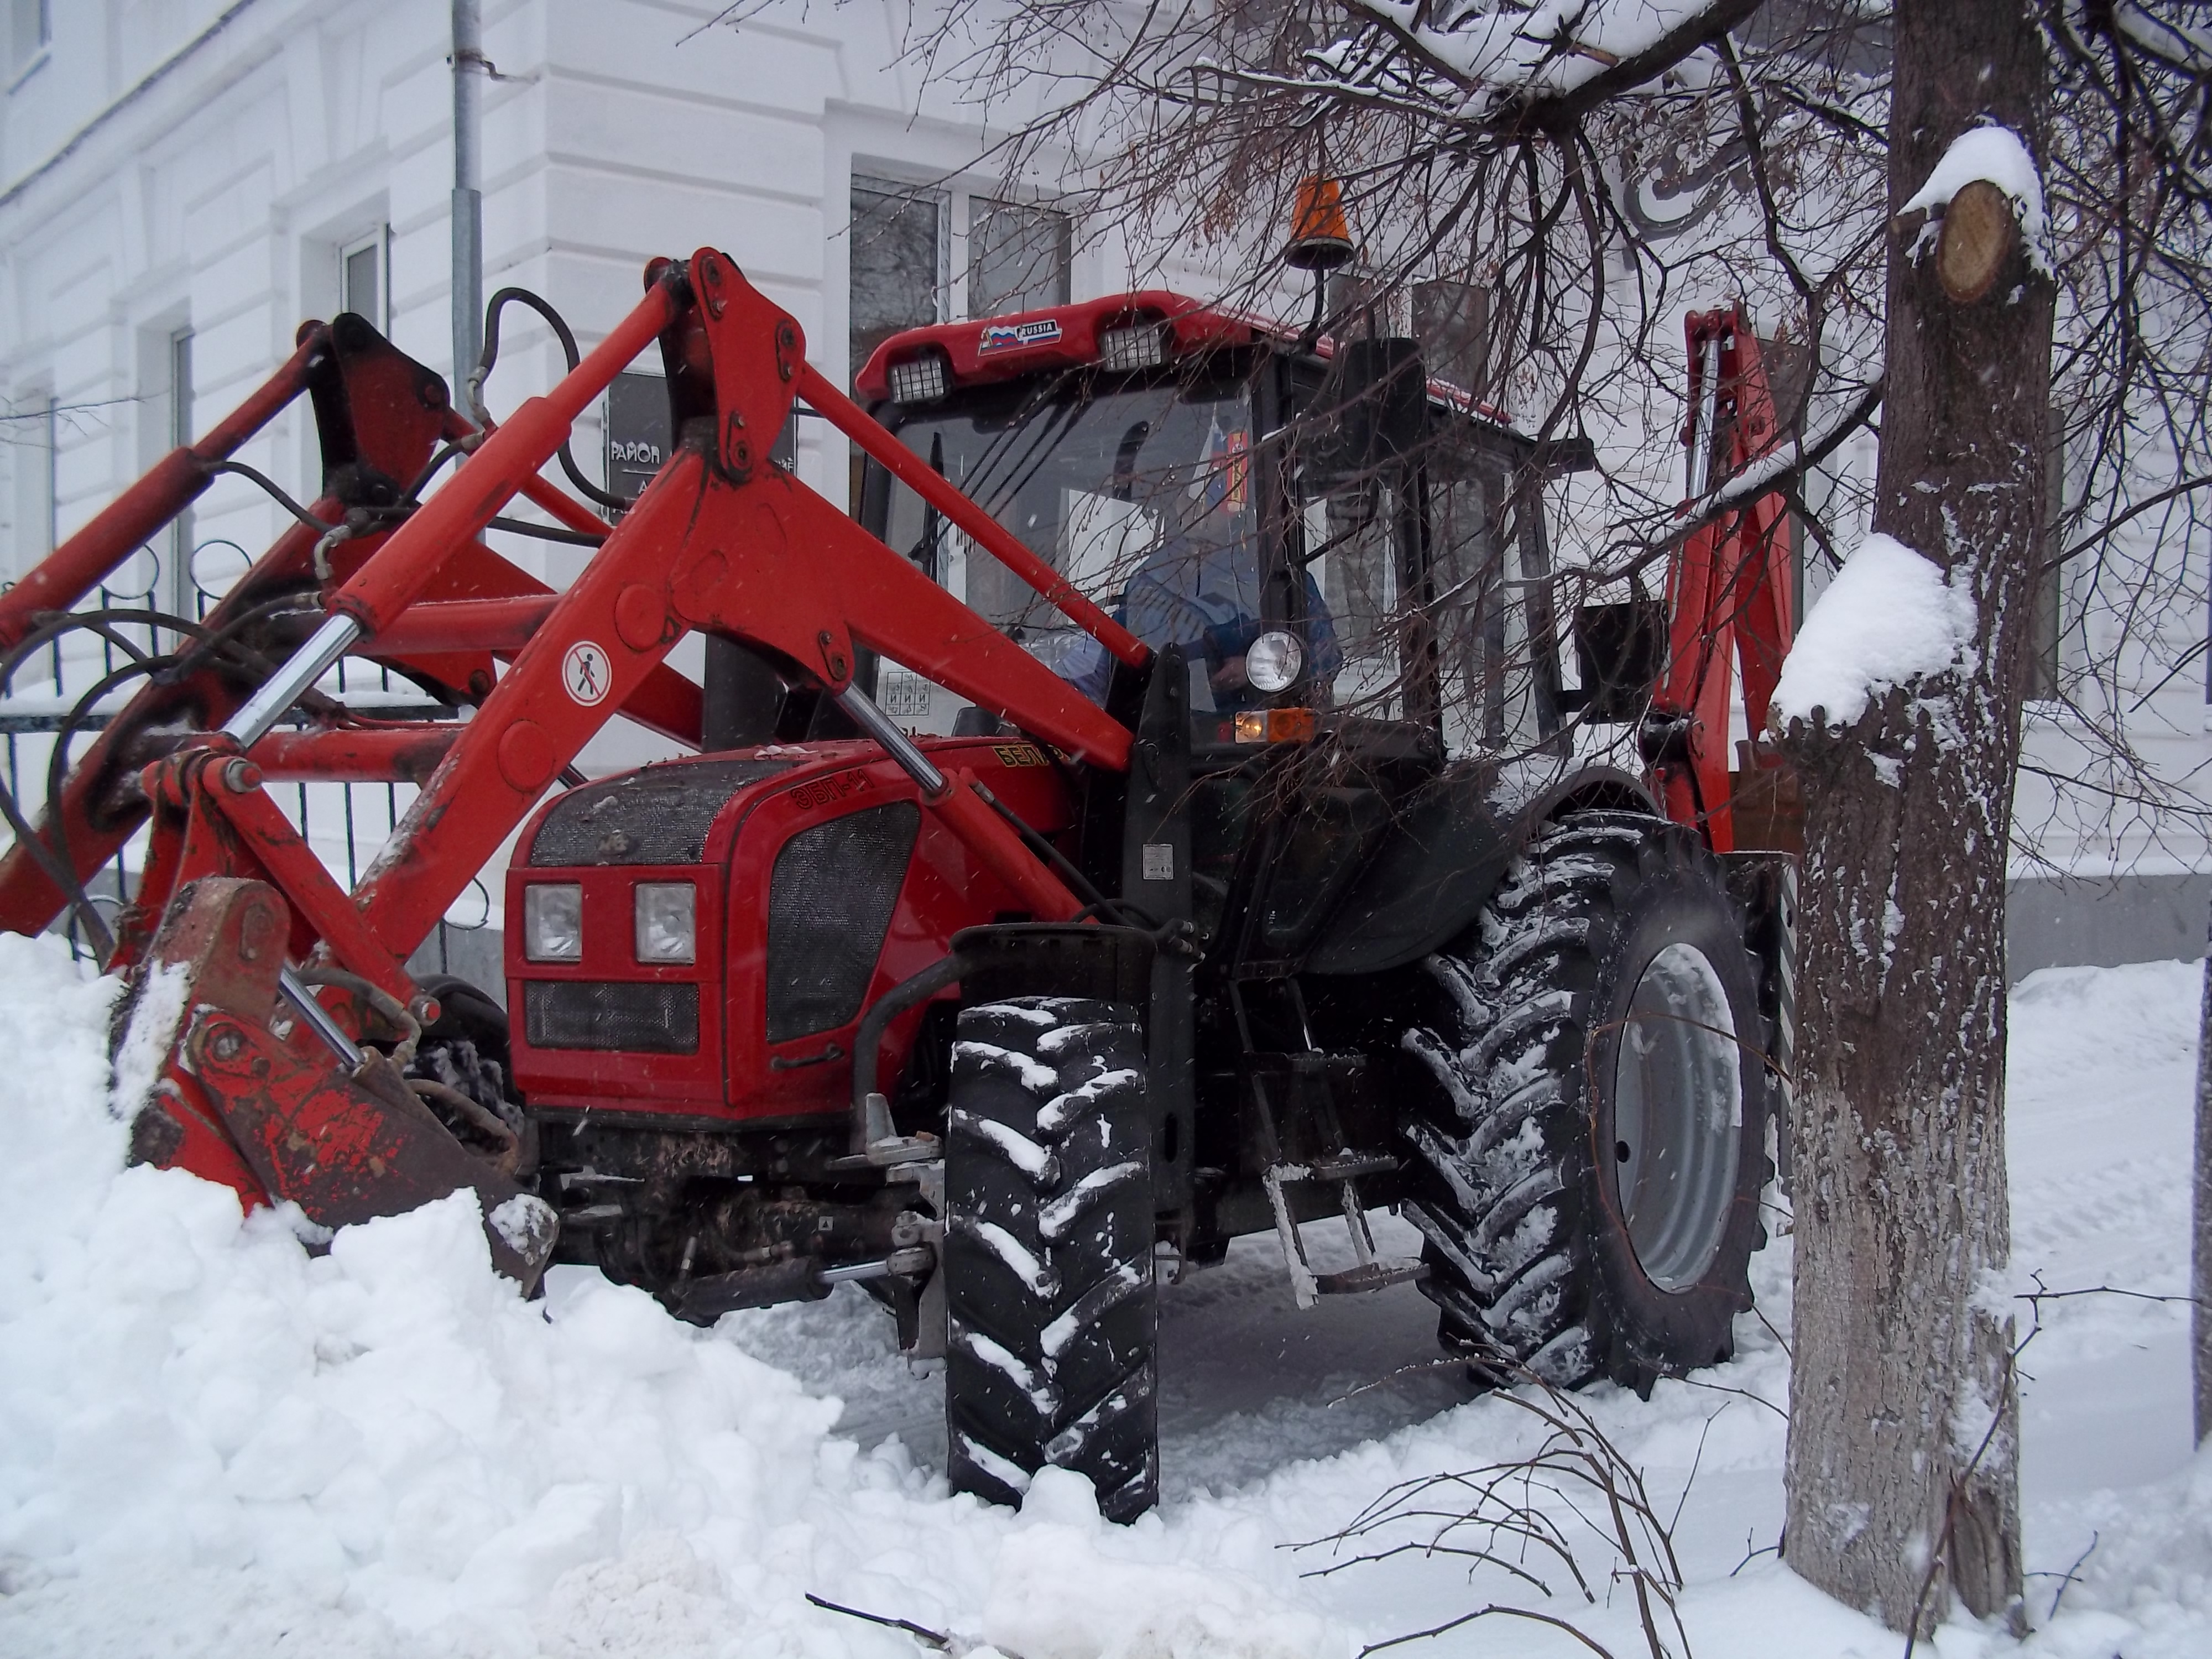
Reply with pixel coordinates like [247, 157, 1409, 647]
[1245, 629, 1305, 693]
[634, 882, 697, 965]
[524, 883, 583, 962]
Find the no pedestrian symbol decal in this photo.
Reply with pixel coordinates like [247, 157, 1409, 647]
[563, 641, 612, 707]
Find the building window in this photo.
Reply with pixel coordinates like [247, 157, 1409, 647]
[169, 328, 195, 616]
[11, 389, 54, 580]
[341, 229, 387, 331]
[1411, 279, 1490, 401]
[967, 197, 1070, 320]
[849, 177, 943, 385]
[8, 0, 48, 79]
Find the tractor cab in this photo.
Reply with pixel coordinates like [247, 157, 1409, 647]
[853, 294, 1563, 760]
[846, 295, 1575, 967]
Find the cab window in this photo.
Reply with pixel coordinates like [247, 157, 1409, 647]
[870, 373, 1305, 732]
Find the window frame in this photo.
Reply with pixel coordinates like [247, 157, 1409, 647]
[965, 194, 1073, 321]
[340, 228, 390, 333]
[7, 0, 50, 88]
[9, 385, 55, 580]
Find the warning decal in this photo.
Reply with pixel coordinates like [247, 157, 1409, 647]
[562, 641, 613, 707]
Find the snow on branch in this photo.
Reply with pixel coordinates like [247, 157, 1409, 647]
[1682, 375, 1884, 526]
[1339, 0, 1764, 120]
[1772, 534, 1977, 728]
[2112, 2, 2212, 75]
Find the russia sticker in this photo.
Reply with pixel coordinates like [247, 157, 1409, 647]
[562, 641, 612, 707]
[978, 317, 1063, 354]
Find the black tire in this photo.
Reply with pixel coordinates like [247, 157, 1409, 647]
[943, 995, 1158, 1521]
[407, 974, 525, 1148]
[1401, 809, 1772, 1392]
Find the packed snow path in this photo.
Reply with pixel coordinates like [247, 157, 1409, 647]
[1, 935, 2205, 1657]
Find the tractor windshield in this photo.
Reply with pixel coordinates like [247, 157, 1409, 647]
[862, 364, 1559, 760]
[867, 373, 1313, 728]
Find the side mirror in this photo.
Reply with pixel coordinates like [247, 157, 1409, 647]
[1559, 599, 1666, 723]
[1302, 337, 1427, 490]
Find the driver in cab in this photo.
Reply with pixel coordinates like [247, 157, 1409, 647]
[1113, 419, 1340, 711]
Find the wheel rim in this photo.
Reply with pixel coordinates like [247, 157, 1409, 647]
[1609, 942, 1742, 1292]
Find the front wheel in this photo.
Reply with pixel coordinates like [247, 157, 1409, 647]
[1401, 810, 1772, 1392]
[942, 995, 1158, 1520]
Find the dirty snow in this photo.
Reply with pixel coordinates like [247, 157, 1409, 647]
[1772, 531, 1978, 727]
[1903, 122, 2054, 276]
[0, 928, 2208, 1656]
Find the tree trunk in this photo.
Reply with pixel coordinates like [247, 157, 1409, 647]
[1780, 0, 2048, 1635]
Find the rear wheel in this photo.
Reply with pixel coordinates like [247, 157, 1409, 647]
[942, 996, 1158, 1520]
[1401, 810, 1771, 1391]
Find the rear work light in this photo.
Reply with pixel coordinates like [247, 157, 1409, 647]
[634, 881, 697, 964]
[888, 353, 948, 404]
[1100, 320, 1168, 373]
[524, 883, 583, 962]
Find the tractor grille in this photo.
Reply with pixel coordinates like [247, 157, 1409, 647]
[524, 980, 701, 1053]
[528, 758, 791, 867]
[765, 801, 920, 1042]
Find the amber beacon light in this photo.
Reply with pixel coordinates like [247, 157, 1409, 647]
[1285, 175, 1356, 272]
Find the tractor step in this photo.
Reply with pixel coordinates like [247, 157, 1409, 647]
[1314, 1259, 1428, 1296]
[1261, 1150, 1407, 1310]
[1306, 1151, 1400, 1181]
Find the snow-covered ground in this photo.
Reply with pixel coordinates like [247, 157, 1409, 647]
[0, 936, 2205, 1657]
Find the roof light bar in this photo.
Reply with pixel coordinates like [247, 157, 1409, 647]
[888, 353, 949, 404]
[1100, 321, 1168, 373]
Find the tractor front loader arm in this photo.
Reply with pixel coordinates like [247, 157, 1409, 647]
[0, 319, 701, 947]
[0, 330, 328, 654]
[341, 249, 1136, 956]
[20, 246, 1147, 1272]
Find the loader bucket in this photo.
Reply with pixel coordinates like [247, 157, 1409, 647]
[117, 877, 555, 1288]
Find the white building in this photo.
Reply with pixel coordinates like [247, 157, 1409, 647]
[0, 0, 1180, 974]
[0, 0, 1156, 581]
[1, 0, 2204, 975]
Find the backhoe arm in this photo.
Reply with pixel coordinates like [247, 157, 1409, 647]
[1652, 307, 1797, 852]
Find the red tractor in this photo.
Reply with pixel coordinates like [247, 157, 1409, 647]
[0, 247, 1797, 1522]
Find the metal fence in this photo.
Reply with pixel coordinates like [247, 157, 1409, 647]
[0, 538, 494, 972]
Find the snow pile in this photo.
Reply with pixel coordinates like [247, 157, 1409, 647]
[3, 935, 2212, 1655]
[0, 932, 1344, 1658]
[1772, 531, 1976, 726]
[1903, 121, 2054, 276]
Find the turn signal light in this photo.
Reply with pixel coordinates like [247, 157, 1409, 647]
[1232, 707, 1317, 745]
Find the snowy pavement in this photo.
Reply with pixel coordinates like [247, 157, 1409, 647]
[0, 936, 2206, 1657]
